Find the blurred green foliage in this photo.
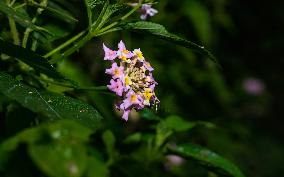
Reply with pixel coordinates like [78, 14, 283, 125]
[0, 0, 283, 177]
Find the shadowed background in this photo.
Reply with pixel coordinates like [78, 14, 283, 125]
[77, 0, 283, 176]
[0, 0, 283, 176]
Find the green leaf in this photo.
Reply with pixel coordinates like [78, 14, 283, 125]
[85, 0, 94, 27]
[120, 21, 218, 65]
[0, 120, 92, 153]
[85, 0, 108, 27]
[184, 0, 212, 45]
[57, 60, 114, 119]
[29, 143, 88, 177]
[168, 144, 245, 177]
[86, 0, 105, 10]
[97, 3, 126, 28]
[124, 132, 142, 144]
[0, 120, 93, 176]
[0, 39, 65, 80]
[46, 119, 93, 141]
[0, 72, 103, 129]
[140, 108, 161, 121]
[0, 1, 48, 32]
[102, 130, 115, 155]
[90, 0, 109, 30]
[164, 115, 216, 132]
[33, 23, 70, 43]
[46, 1, 78, 24]
[26, 1, 77, 24]
[164, 115, 196, 132]
[86, 157, 109, 177]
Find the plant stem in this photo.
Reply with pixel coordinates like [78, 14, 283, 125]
[44, 31, 86, 58]
[22, 28, 32, 48]
[14, 2, 26, 9]
[5, 0, 20, 45]
[84, 0, 92, 28]
[8, 17, 20, 45]
[22, 0, 47, 48]
[94, 27, 122, 37]
[95, 0, 143, 35]
[76, 86, 108, 91]
[121, 0, 143, 21]
[91, 0, 110, 30]
[44, 0, 143, 59]
[58, 33, 92, 59]
[10, 0, 16, 6]
[31, 39, 38, 51]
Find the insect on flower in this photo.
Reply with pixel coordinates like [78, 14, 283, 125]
[103, 41, 159, 121]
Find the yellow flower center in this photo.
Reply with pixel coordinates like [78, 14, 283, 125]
[114, 68, 120, 77]
[144, 88, 153, 100]
[131, 94, 137, 103]
[123, 49, 129, 54]
[124, 76, 131, 86]
[121, 55, 127, 61]
[137, 51, 143, 59]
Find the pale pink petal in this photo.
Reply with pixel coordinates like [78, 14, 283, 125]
[103, 43, 117, 60]
[122, 109, 130, 121]
[118, 40, 126, 51]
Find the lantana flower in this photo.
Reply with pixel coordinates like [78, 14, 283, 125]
[105, 62, 124, 80]
[129, 2, 158, 20]
[242, 77, 265, 95]
[103, 40, 159, 121]
[103, 44, 117, 60]
[107, 79, 124, 96]
[140, 4, 158, 20]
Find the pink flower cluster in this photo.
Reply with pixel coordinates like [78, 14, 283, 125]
[103, 41, 159, 121]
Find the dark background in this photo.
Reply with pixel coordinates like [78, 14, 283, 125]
[82, 0, 283, 176]
[1, 0, 283, 176]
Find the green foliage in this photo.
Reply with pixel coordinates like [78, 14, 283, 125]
[165, 115, 216, 132]
[0, 120, 108, 177]
[0, 1, 48, 33]
[120, 21, 218, 65]
[43, 1, 78, 23]
[0, 39, 64, 79]
[0, 0, 251, 177]
[168, 144, 245, 177]
[0, 72, 102, 129]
